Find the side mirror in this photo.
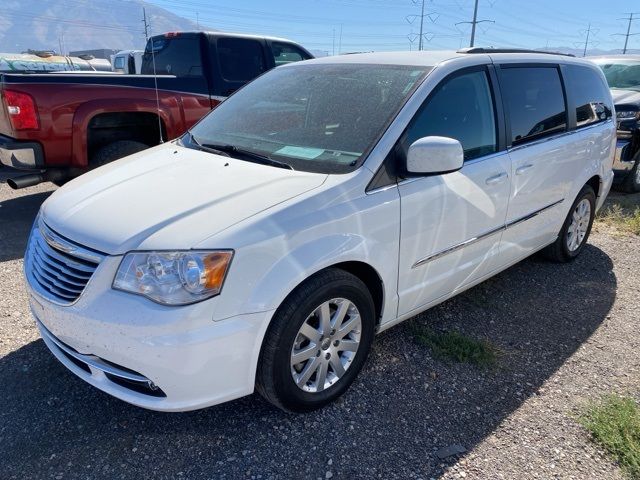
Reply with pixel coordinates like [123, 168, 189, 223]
[405, 136, 464, 175]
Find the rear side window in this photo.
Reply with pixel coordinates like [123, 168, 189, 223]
[272, 42, 310, 66]
[563, 64, 613, 128]
[113, 56, 125, 70]
[217, 38, 266, 82]
[402, 69, 497, 161]
[500, 67, 567, 146]
[141, 37, 203, 77]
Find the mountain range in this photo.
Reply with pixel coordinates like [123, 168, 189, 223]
[0, 0, 204, 53]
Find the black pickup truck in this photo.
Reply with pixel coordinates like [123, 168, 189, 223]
[592, 55, 640, 192]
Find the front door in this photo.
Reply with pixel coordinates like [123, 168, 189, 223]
[397, 67, 511, 317]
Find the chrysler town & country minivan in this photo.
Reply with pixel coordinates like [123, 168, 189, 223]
[25, 48, 615, 412]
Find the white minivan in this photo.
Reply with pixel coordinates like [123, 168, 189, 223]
[25, 49, 615, 412]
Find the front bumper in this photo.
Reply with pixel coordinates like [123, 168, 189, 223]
[28, 255, 274, 412]
[0, 134, 44, 170]
[613, 138, 636, 177]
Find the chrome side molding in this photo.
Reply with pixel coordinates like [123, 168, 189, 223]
[411, 199, 564, 269]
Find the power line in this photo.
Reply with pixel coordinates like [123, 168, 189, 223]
[455, 0, 494, 47]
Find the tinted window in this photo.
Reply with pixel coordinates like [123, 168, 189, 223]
[141, 37, 203, 77]
[217, 38, 266, 82]
[402, 70, 497, 161]
[563, 65, 613, 127]
[272, 42, 310, 66]
[500, 67, 566, 145]
[113, 56, 125, 70]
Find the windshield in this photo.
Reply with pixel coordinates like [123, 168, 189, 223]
[595, 60, 640, 90]
[188, 63, 429, 173]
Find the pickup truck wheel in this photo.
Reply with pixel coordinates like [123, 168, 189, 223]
[622, 157, 640, 193]
[256, 268, 375, 413]
[90, 140, 149, 168]
[543, 185, 595, 263]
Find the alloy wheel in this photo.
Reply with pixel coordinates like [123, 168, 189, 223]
[290, 298, 362, 393]
[566, 198, 591, 252]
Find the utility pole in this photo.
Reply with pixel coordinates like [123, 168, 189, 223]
[455, 0, 494, 48]
[614, 13, 640, 54]
[418, 0, 425, 51]
[332, 28, 335, 55]
[583, 23, 591, 57]
[142, 8, 150, 40]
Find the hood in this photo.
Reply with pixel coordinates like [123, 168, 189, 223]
[611, 88, 640, 106]
[42, 143, 327, 254]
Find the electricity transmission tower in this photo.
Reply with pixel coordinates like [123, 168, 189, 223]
[406, 0, 439, 51]
[612, 13, 640, 54]
[456, 0, 494, 48]
[578, 23, 599, 57]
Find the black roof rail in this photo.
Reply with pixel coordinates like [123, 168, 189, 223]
[457, 47, 575, 57]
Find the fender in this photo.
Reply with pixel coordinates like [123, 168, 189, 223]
[214, 232, 398, 326]
[71, 98, 178, 167]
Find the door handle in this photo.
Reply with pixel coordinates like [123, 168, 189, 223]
[485, 172, 508, 185]
[515, 164, 534, 175]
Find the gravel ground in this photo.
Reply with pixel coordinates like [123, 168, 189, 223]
[1, 178, 638, 479]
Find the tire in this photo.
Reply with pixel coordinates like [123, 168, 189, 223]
[256, 268, 376, 413]
[90, 140, 148, 168]
[543, 185, 596, 263]
[621, 155, 640, 193]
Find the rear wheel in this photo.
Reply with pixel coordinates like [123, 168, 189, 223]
[90, 140, 148, 168]
[256, 269, 375, 412]
[543, 185, 596, 263]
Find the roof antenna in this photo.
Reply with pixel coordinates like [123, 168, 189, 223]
[145, 8, 164, 144]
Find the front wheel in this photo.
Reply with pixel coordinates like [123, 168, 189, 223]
[256, 269, 375, 412]
[622, 156, 640, 193]
[543, 185, 596, 263]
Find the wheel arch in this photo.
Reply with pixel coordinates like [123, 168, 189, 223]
[86, 111, 167, 165]
[586, 174, 601, 198]
[71, 99, 174, 168]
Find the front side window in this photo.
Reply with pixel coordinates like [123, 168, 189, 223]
[188, 64, 429, 173]
[563, 64, 613, 128]
[401, 69, 497, 161]
[114, 56, 125, 70]
[217, 38, 266, 82]
[500, 67, 567, 145]
[272, 42, 310, 66]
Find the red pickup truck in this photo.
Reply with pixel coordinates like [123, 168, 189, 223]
[0, 32, 312, 189]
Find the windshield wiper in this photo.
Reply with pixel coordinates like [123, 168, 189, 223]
[200, 143, 294, 170]
[188, 134, 231, 157]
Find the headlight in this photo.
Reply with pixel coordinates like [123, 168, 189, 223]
[113, 250, 233, 305]
[616, 110, 640, 120]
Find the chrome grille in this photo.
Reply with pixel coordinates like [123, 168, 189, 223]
[25, 219, 105, 305]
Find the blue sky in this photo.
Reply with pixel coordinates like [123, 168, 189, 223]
[148, 0, 640, 54]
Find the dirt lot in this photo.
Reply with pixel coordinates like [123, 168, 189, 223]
[1, 179, 639, 480]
